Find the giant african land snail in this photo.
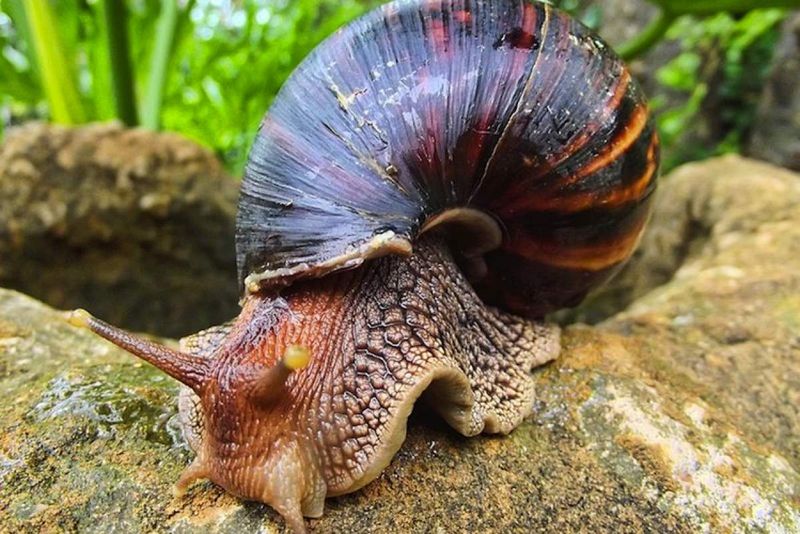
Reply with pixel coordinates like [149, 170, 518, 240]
[69, 0, 658, 531]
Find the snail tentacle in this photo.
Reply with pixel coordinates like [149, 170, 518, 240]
[248, 345, 311, 406]
[69, 309, 209, 392]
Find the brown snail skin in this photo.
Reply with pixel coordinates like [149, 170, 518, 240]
[68, 0, 658, 532]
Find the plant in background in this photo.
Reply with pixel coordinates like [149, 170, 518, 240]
[652, 9, 785, 169]
[102, 0, 138, 125]
[0, 0, 797, 174]
[0, 0, 377, 172]
[20, 0, 86, 124]
[616, 0, 797, 59]
[157, 0, 375, 173]
[1, 0, 142, 126]
[0, 4, 38, 138]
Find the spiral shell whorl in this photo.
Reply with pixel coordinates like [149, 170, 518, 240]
[237, 0, 658, 316]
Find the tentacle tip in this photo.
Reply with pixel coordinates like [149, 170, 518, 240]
[67, 309, 93, 329]
[283, 344, 310, 371]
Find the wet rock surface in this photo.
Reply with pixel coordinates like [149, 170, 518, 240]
[1, 155, 799, 532]
[0, 122, 239, 338]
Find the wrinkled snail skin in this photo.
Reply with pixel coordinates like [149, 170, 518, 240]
[171, 236, 559, 531]
[70, 1, 658, 532]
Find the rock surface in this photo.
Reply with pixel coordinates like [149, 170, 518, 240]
[748, 13, 800, 171]
[0, 122, 239, 337]
[1, 155, 799, 532]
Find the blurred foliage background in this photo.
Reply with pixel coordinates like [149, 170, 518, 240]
[0, 0, 798, 175]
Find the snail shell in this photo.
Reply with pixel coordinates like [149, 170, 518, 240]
[237, 0, 658, 316]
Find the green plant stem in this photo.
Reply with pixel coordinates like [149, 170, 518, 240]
[141, 1, 179, 130]
[618, 10, 677, 60]
[103, 0, 138, 126]
[22, 0, 86, 124]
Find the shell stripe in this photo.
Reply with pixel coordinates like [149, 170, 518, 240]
[497, 126, 659, 214]
[450, 2, 544, 206]
[564, 102, 650, 184]
[503, 214, 647, 271]
[468, 1, 550, 203]
[511, 31, 635, 185]
[474, 9, 634, 206]
[535, 69, 632, 174]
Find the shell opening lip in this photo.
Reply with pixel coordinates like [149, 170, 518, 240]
[243, 230, 413, 295]
[243, 209, 503, 296]
[420, 207, 503, 258]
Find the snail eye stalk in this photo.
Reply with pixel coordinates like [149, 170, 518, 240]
[248, 344, 311, 406]
[68, 309, 210, 392]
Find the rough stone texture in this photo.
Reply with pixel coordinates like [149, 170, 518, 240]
[1, 155, 799, 532]
[0, 122, 239, 338]
[748, 13, 800, 171]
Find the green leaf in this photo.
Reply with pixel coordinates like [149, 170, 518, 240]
[157, 0, 379, 173]
[656, 51, 700, 90]
[102, 0, 138, 126]
[21, 0, 86, 124]
[618, 11, 677, 60]
[728, 9, 785, 56]
[1, 0, 42, 104]
[140, 0, 190, 130]
[646, 0, 800, 15]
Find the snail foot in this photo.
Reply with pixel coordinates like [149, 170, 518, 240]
[174, 457, 209, 497]
[459, 310, 561, 434]
[248, 435, 326, 534]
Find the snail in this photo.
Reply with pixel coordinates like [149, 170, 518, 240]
[68, 0, 658, 531]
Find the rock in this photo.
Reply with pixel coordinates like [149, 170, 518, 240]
[1, 155, 799, 532]
[0, 122, 239, 338]
[748, 13, 800, 171]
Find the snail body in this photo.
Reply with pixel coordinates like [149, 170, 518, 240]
[73, 1, 658, 532]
